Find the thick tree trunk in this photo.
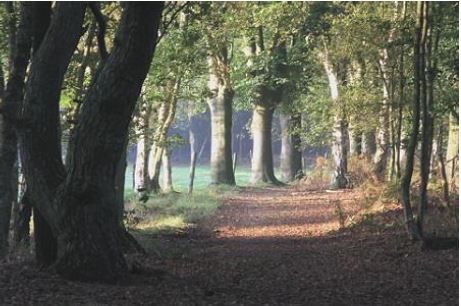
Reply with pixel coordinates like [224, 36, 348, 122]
[279, 113, 303, 182]
[20, 3, 162, 282]
[14, 189, 31, 246]
[250, 105, 279, 185]
[0, 3, 33, 257]
[115, 141, 128, 222]
[207, 55, 235, 185]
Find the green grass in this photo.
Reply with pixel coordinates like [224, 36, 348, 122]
[125, 164, 254, 195]
[126, 188, 231, 236]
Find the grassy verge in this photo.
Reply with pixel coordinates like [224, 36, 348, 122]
[125, 185, 238, 236]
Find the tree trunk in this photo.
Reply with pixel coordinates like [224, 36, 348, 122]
[147, 78, 180, 193]
[349, 128, 362, 157]
[374, 78, 391, 181]
[400, 1, 424, 240]
[188, 151, 198, 195]
[361, 130, 376, 159]
[162, 149, 174, 192]
[331, 113, 349, 189]
[320, 46, 348, 189]
[446, 113, 458, 187]
[0, 3, 33, 258]
[437, 125, 451, 207]
[207, 54, 235, 185]
[65, 21, 96, 166]
[134, 98, 151, 193]
[115, 140, 128, 222]
[250, 105, 279, 185]
[20, 3, 163, 282]
[279, 112, 303, 182]
[418, 1, 439, 233]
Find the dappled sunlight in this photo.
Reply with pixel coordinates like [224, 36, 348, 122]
[206, 186, 365, 239]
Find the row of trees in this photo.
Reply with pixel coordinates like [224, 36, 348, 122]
[0, 2, 457, 281]
[132, 2, 458, 238]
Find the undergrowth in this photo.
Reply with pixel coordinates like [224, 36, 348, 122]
[125, 185, 237, 235]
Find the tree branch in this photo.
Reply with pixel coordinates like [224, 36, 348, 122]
[89, 2, 108, 61]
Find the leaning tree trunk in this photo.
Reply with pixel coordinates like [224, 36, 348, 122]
[19, 3, 163, 282]
[279, 112, 303, 182]
[207, 55, 235, 185]
[250, 105, 279, 184]
[0, 3, 32, 258]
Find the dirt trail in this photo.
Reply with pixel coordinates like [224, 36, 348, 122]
[0, 186, 458, 305]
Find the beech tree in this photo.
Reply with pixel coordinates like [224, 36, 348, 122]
[18, 2, 163, 281]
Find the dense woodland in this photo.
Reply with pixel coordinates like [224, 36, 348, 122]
[0, 2, 458, 304]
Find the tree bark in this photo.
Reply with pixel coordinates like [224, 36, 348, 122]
[162, 149, 174, 192]
[147, 78, 180, 193]
[374, 66, 391, 181]
[279, 112, 303, 182]
[0, 3, 33, 258]
[400, 1, 424, 240]
[207, 52, 235, 185]
[20, 3, 163, 282]
[349, 128, 362, 157]
[446, 113, 458, 187]
[319, 46, 348, 189]
[361, 130, 376, 159]
[134, 97, 151, 193]
[250, 105, 279, 184]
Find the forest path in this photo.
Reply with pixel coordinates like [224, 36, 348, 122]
[158, 185, 458, 305]
[0, 185, 457, 305]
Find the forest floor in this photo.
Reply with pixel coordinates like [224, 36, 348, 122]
[0, 184, 458, 305]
